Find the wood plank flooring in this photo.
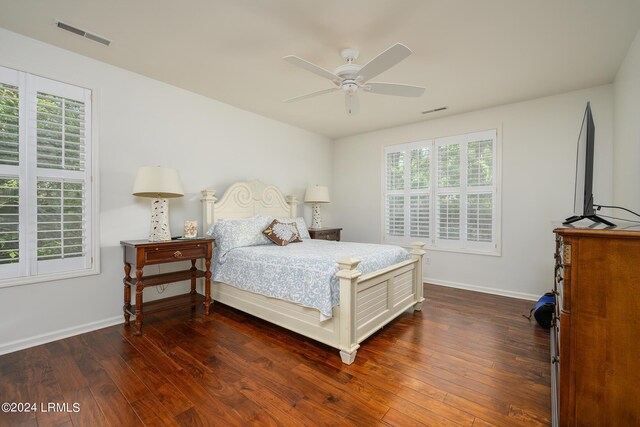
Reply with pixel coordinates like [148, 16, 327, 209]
[0, 284, 551, 426]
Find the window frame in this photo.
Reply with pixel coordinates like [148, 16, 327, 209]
[381, 128, 501, 256]
[0, 65, 100, 288]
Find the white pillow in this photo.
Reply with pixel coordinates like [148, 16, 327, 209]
[207, 215, 272, 258]
[275, 216, 311, 239]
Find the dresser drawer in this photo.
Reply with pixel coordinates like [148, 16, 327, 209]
[144, 243, 208, 263]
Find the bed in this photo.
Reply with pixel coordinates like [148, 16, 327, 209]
[201, 180, 425, 364]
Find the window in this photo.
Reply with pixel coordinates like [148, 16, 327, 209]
[0, 65, 94, 285]
[383, 129, 499, 254]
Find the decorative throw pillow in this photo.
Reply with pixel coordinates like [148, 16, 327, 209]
[275, 216, 311, 239]
[263, 219, 301, 246]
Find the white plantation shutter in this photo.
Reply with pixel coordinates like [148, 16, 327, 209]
[0, 64, 93, 284]
[383, 129, 498, 254]
[0, 82, 20, 265]
[0, 67, 24, 279]
[410, 148, 429, 190]
[467, 139, 493, 187]
[410, 195, 429, 238]
[0, 82, 20, 166]
[385, 151, 405, 237]
[386, 152, 404, 191]
[386, 195, 404, 236]
[30, 78, 92, 276]
[36, 93, 86, 171]
[0, 177, 20, 267]
[409, 147, 430, 239]
[467, 193, 493, 242]
[466, 137, 495, 248]
[36, 179, 86, 261]
[436, 142, 461, 247]
[384, 143, 432, 243]
[437, 144, 460, 189]
[437, 194, 460, 241]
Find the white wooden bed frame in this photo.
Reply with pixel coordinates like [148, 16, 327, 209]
[201, 180, 425, 364]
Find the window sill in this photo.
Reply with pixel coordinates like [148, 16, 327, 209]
[0, 266, 101, 289]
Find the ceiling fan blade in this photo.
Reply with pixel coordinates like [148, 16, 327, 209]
[283, 55, 340, 83]
[345, 93, 360, 115]
[284, 87, 338, 103]
[364, 82, 425, 97]
[357, 43, 412, 83]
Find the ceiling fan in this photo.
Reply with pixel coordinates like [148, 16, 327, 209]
[283, 43, 425, 115]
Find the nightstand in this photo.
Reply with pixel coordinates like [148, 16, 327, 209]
[308, 227, 342, 241]
[120, 238, 214, 335]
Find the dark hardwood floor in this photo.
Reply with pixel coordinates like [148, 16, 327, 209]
[0, 284, 551, 426]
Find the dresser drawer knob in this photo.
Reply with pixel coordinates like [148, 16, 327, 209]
[174, 250, 182, 258]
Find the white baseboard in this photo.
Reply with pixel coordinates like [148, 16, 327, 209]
[424, 277, 539, 301]
[0, 316, 123, 356]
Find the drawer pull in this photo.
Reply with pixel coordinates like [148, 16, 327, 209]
[174, 250, 182, 258]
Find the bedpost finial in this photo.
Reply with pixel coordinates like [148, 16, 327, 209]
[336, 257, 362, 280]
[337, 257, 361, 271]
[410, 241, 426, 256]
[201, 189, 217, 202]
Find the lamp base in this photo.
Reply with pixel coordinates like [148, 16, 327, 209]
[311, 203, 323, 229]
[149, 198, 171, 241]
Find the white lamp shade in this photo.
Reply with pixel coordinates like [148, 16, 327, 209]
[132, 166, 184, 198]
[304, 185, 330, 203]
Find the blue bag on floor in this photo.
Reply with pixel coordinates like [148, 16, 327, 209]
[524, 292, 556, 329]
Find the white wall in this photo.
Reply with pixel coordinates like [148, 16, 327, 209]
[613, 29, 640, 213]
[333, 85, 613, 299]
[0, 28, 333, 354]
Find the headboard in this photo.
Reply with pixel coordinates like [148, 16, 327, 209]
[200, 180, 298, 234]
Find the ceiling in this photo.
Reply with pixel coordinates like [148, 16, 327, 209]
[0, 1, 639, 139]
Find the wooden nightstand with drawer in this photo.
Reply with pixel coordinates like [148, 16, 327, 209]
[308, 227, 342, 241]
[120, 238, 214, 335]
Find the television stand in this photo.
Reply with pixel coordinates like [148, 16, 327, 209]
[563, 214, 616, 227]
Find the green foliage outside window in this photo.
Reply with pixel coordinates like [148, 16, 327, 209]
[467, 140, 493, 186]
[410, 148, 429, 189]
[438, 144, 460, 188]
[0, 178, 19, 264]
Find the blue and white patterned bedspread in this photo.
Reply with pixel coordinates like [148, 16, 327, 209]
[213, 239, 411, 319]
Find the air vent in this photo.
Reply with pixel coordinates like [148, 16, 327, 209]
[56, 20, 112, 46]
[421, 106, 447, 115]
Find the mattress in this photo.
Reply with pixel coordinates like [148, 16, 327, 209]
[213, 239, 410, 319]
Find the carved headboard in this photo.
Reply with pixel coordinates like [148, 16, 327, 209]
[200, 180, 298, 234]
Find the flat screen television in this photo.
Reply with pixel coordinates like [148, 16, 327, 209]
[563, 102, 615, 227]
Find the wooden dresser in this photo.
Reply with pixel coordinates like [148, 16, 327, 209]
[552, 227, 640, 426]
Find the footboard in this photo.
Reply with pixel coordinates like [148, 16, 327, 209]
[336, 242, 425, 364]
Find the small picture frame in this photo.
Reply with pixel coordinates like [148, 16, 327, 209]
[184, 220, 198, 239]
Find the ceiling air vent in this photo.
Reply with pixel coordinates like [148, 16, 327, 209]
[421, 107, 447, 115]
[56, 20, 112, 46]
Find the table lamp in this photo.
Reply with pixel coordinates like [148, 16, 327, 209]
[304, 185, 330, 229]
[132, 166, 184, 241]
